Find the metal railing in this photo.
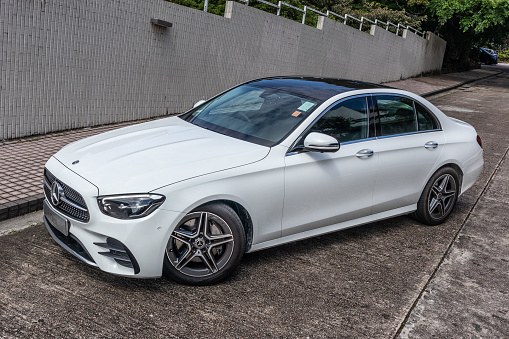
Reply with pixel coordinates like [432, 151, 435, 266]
[372, 18, 427, 38]
[326, 10, 345, 22]
[277, 1, 304, 16]
[301, 6, 327, 25]
[360, 16, 375, 31]
[202, 0, 426, 38]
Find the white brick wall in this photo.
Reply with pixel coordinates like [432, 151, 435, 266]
[0, 0, 446, 140]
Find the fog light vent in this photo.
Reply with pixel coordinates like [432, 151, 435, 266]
[94, 238, 140, 274]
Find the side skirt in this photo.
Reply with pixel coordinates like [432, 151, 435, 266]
[247, 205, 416, 253]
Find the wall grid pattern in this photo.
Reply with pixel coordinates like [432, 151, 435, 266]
[1, 0, 446, 140]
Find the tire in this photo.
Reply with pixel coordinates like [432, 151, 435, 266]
[163, 203, 246, 285]
[412, 167, 460, 226]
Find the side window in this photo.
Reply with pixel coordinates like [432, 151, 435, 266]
[415, 101, 439, 131]
[309, 97, 368, 143]
[376, 96, 417, 136]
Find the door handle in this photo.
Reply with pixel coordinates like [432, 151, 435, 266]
[424, 141, 439, 149]
[356, 149, 374, 158]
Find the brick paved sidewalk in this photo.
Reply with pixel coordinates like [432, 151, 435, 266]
[0, 120, 155, 220]
[388, 68, 499, 95]
[0, 67, 502, 221]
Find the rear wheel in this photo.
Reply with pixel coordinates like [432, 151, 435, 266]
[163, 203, 245, 285]
[413, 167, 459, 226]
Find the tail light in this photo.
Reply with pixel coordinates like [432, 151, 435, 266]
[476, 135, 483, 149]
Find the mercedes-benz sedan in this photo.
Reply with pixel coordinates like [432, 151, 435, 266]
[43, 77, 483, 285]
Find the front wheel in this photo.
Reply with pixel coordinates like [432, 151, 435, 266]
[163, 203, 246, 285]
[412, 167, 460, 226]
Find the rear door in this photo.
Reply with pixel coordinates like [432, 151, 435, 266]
[371, 95, 445, 214]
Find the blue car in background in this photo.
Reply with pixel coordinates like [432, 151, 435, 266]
[480, 48, 498, 65]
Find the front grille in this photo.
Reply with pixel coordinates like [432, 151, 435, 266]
[44, 168, 90, 222]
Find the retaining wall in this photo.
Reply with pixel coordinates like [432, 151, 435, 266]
[0, 0, 446, 140]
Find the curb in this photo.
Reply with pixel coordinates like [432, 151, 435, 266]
[0, 194, 45, 222]
[421, 71, 504, 97]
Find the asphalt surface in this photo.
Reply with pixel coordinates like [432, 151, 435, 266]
[399, 63, 509, 338]
[0, 65, 508, 338]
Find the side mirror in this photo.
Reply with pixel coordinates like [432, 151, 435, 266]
[304, 132, 340, 153]
[193, 99, 207, 108]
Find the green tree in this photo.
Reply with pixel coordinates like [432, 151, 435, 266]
[302, 0, 425, 31]
[422, 0, 509, 70]
[428, 0, 509, 33]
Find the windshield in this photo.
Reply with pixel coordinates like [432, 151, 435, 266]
[180, 84, 320, 147]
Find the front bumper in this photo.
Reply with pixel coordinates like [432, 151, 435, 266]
[44, 156, 183, 278]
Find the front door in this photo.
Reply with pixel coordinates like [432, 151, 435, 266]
[282, 96, 379, 236]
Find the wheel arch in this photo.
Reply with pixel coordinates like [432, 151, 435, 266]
[422, 162, 464, 197]
[192, 199, 254, 252]
[436, 163, 463, 193]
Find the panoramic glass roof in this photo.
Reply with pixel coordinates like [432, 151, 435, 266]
[247, 76, 390, 101]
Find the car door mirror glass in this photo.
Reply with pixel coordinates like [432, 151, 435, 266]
[304, 132, 340, 153]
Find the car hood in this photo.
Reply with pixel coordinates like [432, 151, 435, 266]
[53, 117, 270, 195]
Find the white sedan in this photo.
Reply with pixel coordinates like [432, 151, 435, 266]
[43, 77, 483, 285]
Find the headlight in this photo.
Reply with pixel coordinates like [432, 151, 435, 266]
[97, 194, 165, 219]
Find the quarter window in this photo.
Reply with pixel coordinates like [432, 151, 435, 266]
[415, 101, 439, 131]
[376, 96, 417, 136]
[309, 97, 369, 143]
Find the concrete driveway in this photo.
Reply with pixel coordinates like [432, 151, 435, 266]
[0, 67, 508, 338]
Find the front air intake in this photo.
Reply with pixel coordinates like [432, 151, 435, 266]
[94, 238, 140, 274]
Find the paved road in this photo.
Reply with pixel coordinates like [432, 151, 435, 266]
[399, 64, 509, 338]
[0, 70, 508, 338]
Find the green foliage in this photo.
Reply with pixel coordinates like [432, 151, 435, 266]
[499, 50, 509, 62]
[336, 1, 424, 30]
[249, 0, 310, 24]
[417, 0, 509, 70]
[429, 0, 509, 33]
[166, 0, 224, 15]
[165, 0, 426, 29]
[164, 0, 318, 25]
[300, 0, 424, 30]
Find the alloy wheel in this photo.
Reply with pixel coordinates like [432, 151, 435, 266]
[166, 212, 235, 277]
[427, 174, 456, 221]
